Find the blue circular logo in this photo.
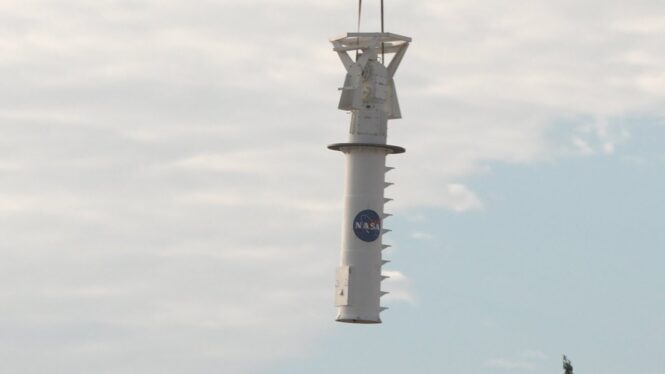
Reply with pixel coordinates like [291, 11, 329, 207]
[353, 209, 382, 242]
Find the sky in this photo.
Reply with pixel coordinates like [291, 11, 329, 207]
[1, 0, 664, 373]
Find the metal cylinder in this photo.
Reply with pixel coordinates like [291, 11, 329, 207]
[336, 147, 387, 323]
[328, 32, 410, 324]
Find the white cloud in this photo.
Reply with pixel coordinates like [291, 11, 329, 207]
[569, 120, 632, 156]
[381, 270, 417, 304]
[486, 350, 548, 370]
[572, 135, 594, 155]
[448, 184, 484, 212]
[410, 231, 434, 240]
[486, 358, 535, 370]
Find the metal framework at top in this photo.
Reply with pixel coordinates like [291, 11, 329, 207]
[330, 32, 412, 53]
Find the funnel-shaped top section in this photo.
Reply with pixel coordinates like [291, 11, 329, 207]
[331, 32, 411, 53]
[330, 32, 410, 121]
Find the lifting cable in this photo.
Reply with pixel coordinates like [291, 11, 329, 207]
[355, 0, 385, 65]
[356, 0, 362, 61]
[381, 0, 385, 65]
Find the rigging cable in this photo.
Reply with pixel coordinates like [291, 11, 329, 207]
[381, 0, 385, 65]
[356, 0, 362, 61]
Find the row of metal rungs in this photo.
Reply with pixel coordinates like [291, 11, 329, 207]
[380, 165, 394, 313]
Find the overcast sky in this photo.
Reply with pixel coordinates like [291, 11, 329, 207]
[1, 1, 664, 373]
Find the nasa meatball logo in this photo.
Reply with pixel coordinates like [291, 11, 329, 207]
[353, 209, 381, 242]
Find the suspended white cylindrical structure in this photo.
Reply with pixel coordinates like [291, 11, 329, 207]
[328, 33, 410, 323]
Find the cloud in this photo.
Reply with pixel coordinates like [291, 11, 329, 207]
[569, 120, 632, 155]
[486, 358, 535, 370]
[385, 0, 665, 208]
[381, 270, 417, 304]
[572, 135, 594, 155]
[448, 184, 484, 212]
[392, 180, 485, 213]
[410, 231, 434, 240]
[486, 350, 548, 371]
[521, 350, 548, 360]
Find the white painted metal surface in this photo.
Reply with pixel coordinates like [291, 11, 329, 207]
[329, 33, 410, 324]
